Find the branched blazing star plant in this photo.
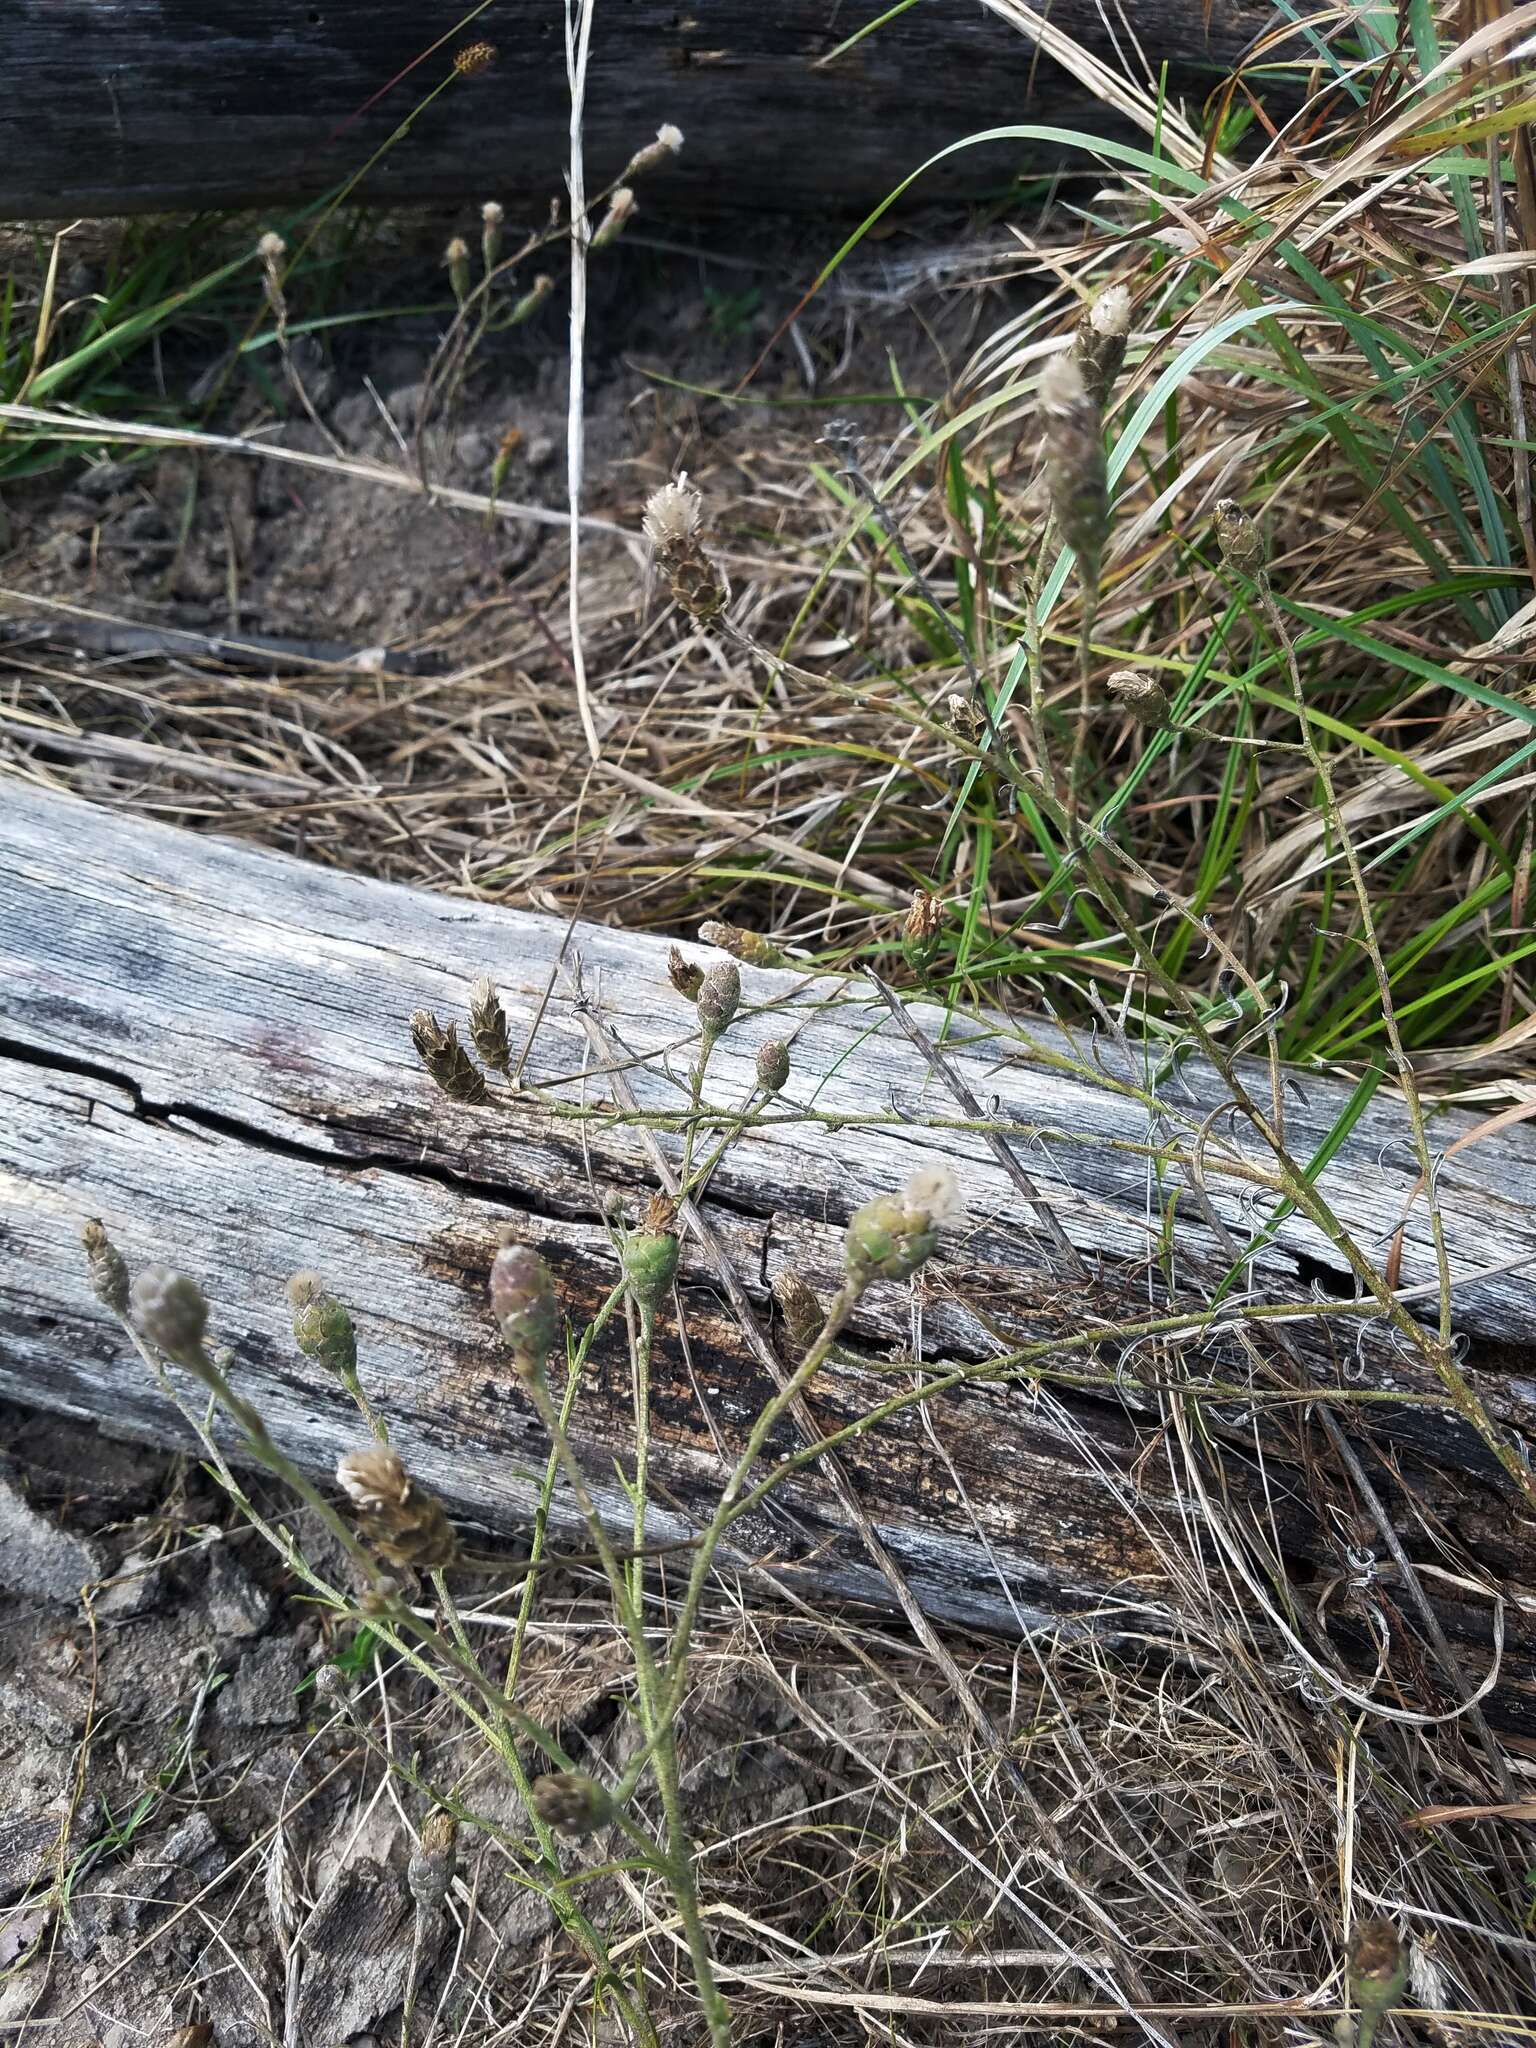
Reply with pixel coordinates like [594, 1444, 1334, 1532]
[78, 946, 963, 2048]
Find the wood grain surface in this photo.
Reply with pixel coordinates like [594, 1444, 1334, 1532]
[4, 0, 1279, 217]
[3, 780, 1534, 1727]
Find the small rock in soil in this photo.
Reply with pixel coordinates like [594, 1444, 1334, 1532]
[95, 1546, 167, 1620]
[203, 1546, 273, 1640]
[0, 1669, 90, 1747]
[0, 1457, 103, 1604]
[219, 1636, 305, 1727]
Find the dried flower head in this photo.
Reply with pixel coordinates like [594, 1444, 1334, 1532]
[1215, 497, 1266, 577]
[624, 122, 685, 180]
[699, 919, 787, 970]
[408, 1809, 459, 1911]
[286, 1270, 357, 1381]
[843, 1165, 958, 1287]
[453, 38, 496, 74]
[945, 692, 986, 746]
[642, 473, 727, 620]
[667, 945, 704, 1000]
[642, 474, 703, 550]
[489, 1237, 561, 1373]
[510, 274, 554, 325]
[772, 1268, 825, 1354]
[756, 1039, 791, 1095]
[1071, 283, 1132, 410]
[591, 187, 636, 250]
[1348, 1917, 1406, 2048]
[902, 889, 945, 974]
[481, 200, 504, 272]
[81, 1218, 130, 1316]
[532, 1771, 613, 1835]
[131, 1266, 210, 1367]
[1106, 669, 1170, 726]
[336, 1445, 457, 1570]
[468, 976, 511, 1072]
[696, 961, 741, 1041]
[410, 1010, 488, 1105]
[257, 231, 286, 265]
[1039, 351, 1108, 578]
[445, 235, 471, 303]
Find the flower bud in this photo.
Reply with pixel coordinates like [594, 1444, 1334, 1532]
[623, 1230, 679, 1312]
[131, 1266, 210, 1366]
[481, 199, 504, 272]
[509, 274, 554, 326]
[756, 1039, 790, 1094]
[287, 1271, 357, 1380]
[532, 1771, 613, 1835]
[843, 1166, 958, 1286]
[696, 962, 741, 1041]
[81, 1219, 130, 1316]
[591, 187, 636, 250]
[489, 1238, 561, 1372]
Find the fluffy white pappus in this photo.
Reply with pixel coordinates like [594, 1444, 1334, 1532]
[657, 123, 684, 152]
[642, 472, 703, 547]
[1089, 283, 1131, 337]
[1037, 350, 1089, 415]
[904, 1163, 961, 1224]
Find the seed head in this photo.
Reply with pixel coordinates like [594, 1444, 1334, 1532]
[756, 1039, 791, 1095]
[843, 1165, 958, 1287]
[699, 919, 787, 970]
[643, 474, 703, 550]
[410, 1010, 488, 1105]
[1071, 283, 1132, 410]
[696, 962, 741, 1041]
[287, 1271, 358, 1381]
[667, 945, 704, 1000]
[468, 976, 511, 1072]
[1038, 351, 1108, 578]
[131, 1266, 210, 1367]
[1106, 669, 1170, 726]
[453, 39, 496, 74]
[1215, 497, 1265, 577]
[591, 187, 636, 250]
[489, 1238, 561, 1374]
[81, 1218, 130, 1316]
[532, 1771, 613, 1835]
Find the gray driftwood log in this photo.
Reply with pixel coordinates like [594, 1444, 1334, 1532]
[3, 781, 1535, 1731]
[3, 2, 1279, 219]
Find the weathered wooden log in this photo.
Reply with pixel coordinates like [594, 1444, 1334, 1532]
[3, 781, 1535, 1730]
[2, 1, 1278, 220]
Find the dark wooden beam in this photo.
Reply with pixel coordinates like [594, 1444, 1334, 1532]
[2, 1, 1279, 219]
